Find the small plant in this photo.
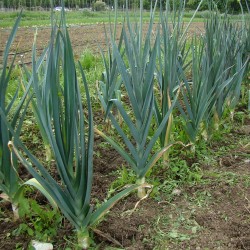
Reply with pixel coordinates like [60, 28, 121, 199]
[108, 166, 137, 197]
[168, 160, 202, 183]
[0, 12, 30, 220]
[80, 50, 96, 71]
[97, 3, 123, 127]
[178, 36, 215, 143]
[12, 198, 61, 242]
[21, 40, 52, 162]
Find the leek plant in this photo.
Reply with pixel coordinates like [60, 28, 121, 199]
[242, 7, 250, 112]
[0, 13, 30, 220]
[177, 37, 216, 143]
[243, 24, 250, 65]
[97, 23, 123, 114]
[98, 45, 122, 115]
[204, 11, 248, 126]
[155, 0, 193, 161]
[178, 10, 249, 143]
[21, 44, 52, 162]
[96, 0, 178, 198]
[97, 0, 124, 128]
[3, 9, 139, 248]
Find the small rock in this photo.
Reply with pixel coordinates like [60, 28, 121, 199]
[171, 189, 182, 196]
[31, 241, 53, 250]
[239, 125, 250, 135]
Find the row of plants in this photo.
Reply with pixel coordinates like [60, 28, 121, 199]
[0, 0, 249, 248]
[97, 0, 249, 192]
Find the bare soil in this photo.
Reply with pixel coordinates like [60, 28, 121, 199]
[0, 22, 205, 66]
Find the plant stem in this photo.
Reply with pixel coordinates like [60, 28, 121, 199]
[136, 177, 146, 198]
[163, 91, 173, 162]
[200, 121, 208, 141]
[191, 144, 196, 154]
[163, 113, 173, 162]
[116, 90, 122, 125]
[230, 110, 235, 121]
[12, 203, 19, 221]
[45, 144, 52, 162]
[77, 229, 90, 249]
[214, 112, 220, 130]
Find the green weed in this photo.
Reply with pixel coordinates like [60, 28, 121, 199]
[80, 50, 97, 71]
[108, 166, 137, 198]
[153, 209, 200, 249]
[13, 198, 61, 242]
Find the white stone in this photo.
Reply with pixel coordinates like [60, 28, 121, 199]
[31, 241, 53, 250]
[171, 189, 182, 196]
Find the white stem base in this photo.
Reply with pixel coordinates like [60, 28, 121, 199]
[137, 177, 146, 199]
[12, 203, 19, 221]
[77, 229, 90, 249]
[45, 144, 52, 162]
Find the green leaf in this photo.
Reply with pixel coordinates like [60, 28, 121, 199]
[23, 178, 58, 210]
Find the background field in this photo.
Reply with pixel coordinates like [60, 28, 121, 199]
[1, 9, 249, 27]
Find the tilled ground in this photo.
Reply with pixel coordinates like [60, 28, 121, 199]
[0, 22, 205, 66]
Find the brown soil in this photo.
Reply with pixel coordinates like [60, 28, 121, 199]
[0, 22, 205, 66]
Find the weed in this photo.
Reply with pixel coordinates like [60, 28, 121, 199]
[243, 175, 250, 187]
[187, 190, 212, 207]
[80, 50, 96, 71]
[153, 208, 200, 249]
[168, 160, 202, 183]
[108, 166, 137, 198]
[13, 198, 62, 242]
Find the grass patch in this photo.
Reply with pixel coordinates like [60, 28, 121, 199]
[0, 10, 206, 28]
[1, 10, 248, 28]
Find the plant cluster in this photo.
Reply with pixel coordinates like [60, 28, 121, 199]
[97, 0, 249, 193]
[93, 1, 106, 11]
[0, 0, 249, 248]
